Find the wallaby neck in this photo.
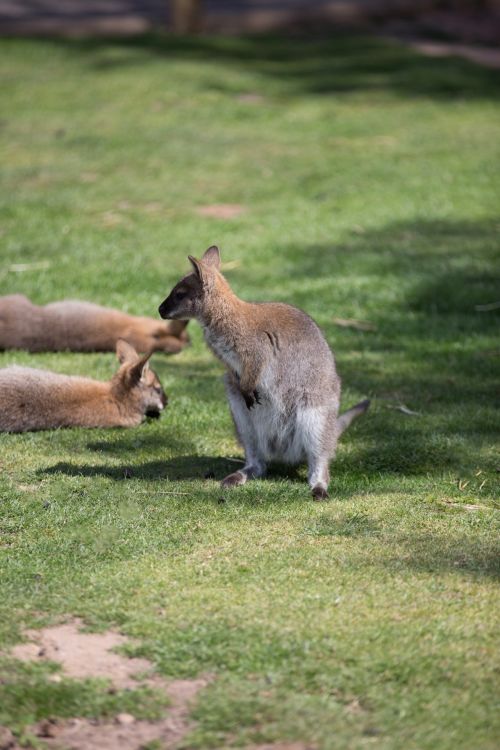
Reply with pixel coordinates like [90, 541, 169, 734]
[72, 378, 138, 426]
[200, 284, 247, 334]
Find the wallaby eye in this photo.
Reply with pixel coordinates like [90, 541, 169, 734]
[175, 288, 188, 301]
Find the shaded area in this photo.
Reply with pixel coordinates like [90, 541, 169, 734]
[305, 510, 379, 537]
[247, 218, 500, 475]
[37, 217, 499, 480]
[254, 217, 500, 400]
[14, 32, 500, 100]
[306, 511, 500, 579]
[2, 1, 500, 48]
[41, 456, 243, 482]
[384, 528, 500, 580]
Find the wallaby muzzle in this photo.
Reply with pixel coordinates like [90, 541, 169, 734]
[158, 298, 175, 320]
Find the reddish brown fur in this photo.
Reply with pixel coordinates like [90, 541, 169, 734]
[0, 340, 167, 432]
[0, 295, 189, 353]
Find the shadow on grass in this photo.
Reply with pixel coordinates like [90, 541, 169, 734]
[385, 531, 500, 580]
[242, 216, 499, 423]
[304, 512, 500, 579]
[86, 432, 194, 455]
[40, 455, 308, 486]
[305, 511, 380, 538]
[35, 216, 499, 480]
[41, 455, 242, 482]
[46, 33, 500, 101]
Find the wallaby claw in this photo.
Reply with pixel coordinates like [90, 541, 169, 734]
[243, 389, 261, 410]
[243, 392, 254, 409]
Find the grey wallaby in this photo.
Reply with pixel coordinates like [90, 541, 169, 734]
[0, 295, 190, 354]
[0, 340, 167, 433]
[159, 246, 369, 499]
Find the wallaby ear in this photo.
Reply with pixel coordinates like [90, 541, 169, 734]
[128, 352, 152, 385]
[188, 255, 204, 281]
[116, 338, 139, 364]
[201, 245, 221, 269]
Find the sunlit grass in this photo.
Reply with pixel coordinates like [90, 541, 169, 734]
[0, 33, 499, 749]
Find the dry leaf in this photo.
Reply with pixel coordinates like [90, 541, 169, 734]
[474, 301, 500, 311]
[9, 261, 51, 273]
[441, 500, 491, 511]
[236, 93, 264, 104]
[332, 317, 376, 332]
[388, 404, 421, 416]
[196, 204, 246, 219]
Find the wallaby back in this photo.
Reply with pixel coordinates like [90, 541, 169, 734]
[0, 340, 167, 432]
[0, 295, 189, 353]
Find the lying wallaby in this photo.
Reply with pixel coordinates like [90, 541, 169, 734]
[159, 246, 369, 499]
[0, 295, 189, 354]
[0, 340, 167, 432]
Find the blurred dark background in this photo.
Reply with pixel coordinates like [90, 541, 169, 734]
[1, 1, 499, 49]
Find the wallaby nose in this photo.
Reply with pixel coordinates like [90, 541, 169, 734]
[158, 300, 169, 319]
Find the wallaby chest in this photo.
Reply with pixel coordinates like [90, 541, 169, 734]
[203, 327, 242, 376]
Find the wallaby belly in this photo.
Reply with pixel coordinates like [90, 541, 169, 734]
[249, 401, 329, 464]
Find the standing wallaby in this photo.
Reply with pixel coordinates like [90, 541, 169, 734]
[0, 295, 190, 354]
[159, 246, 369, 499]
[0, 340, 167, 433]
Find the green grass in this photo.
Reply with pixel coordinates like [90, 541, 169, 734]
[0, 32, 499, 749]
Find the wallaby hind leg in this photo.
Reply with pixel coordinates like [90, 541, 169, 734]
[222, 373, 266, 488]
[307, 454, 331, 500]
[298, 406, 337, 500]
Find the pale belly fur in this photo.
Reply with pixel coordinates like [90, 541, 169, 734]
[250, 397, 330, 463]
[206, 331, 333, 465]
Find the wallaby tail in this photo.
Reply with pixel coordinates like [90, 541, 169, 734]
[337, 399, 370, 436]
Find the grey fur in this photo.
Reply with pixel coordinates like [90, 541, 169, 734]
[159, 246, 370, 499]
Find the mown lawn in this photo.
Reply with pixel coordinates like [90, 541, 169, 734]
[0, 33, 499, 749]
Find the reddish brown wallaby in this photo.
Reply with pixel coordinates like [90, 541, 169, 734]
[159, 246, 370, 500]
[0, 295, 189, 354]
[0, 340, 167, 433]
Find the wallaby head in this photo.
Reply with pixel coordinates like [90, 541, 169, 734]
[113, 339, 167, 418]
[159, 246, 229, 322]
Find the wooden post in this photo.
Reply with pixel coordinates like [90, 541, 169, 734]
[171, 0, 201, 34]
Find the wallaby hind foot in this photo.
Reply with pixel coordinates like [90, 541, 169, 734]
[221, 471, 247, 487]
[312, 486, 329, 501]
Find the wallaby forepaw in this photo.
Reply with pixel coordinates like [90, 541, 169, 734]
[221, 471, 246, 488]
[312, 486, 329, 501]
[242, 389, 261, 410]
[243, 391, 255, 409]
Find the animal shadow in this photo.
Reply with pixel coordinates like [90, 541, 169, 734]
[41, 455, 245, 482]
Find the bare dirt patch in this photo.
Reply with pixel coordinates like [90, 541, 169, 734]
[9, 619, 211, 749]
[196, 204, 246, 219]
[31, 677, 210, 750]
[11, 620, 153, 689]
[0, 725, 18, 750]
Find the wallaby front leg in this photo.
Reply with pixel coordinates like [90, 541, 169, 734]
[222, 373, 266, 488]
[239, 360, 263, 411]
